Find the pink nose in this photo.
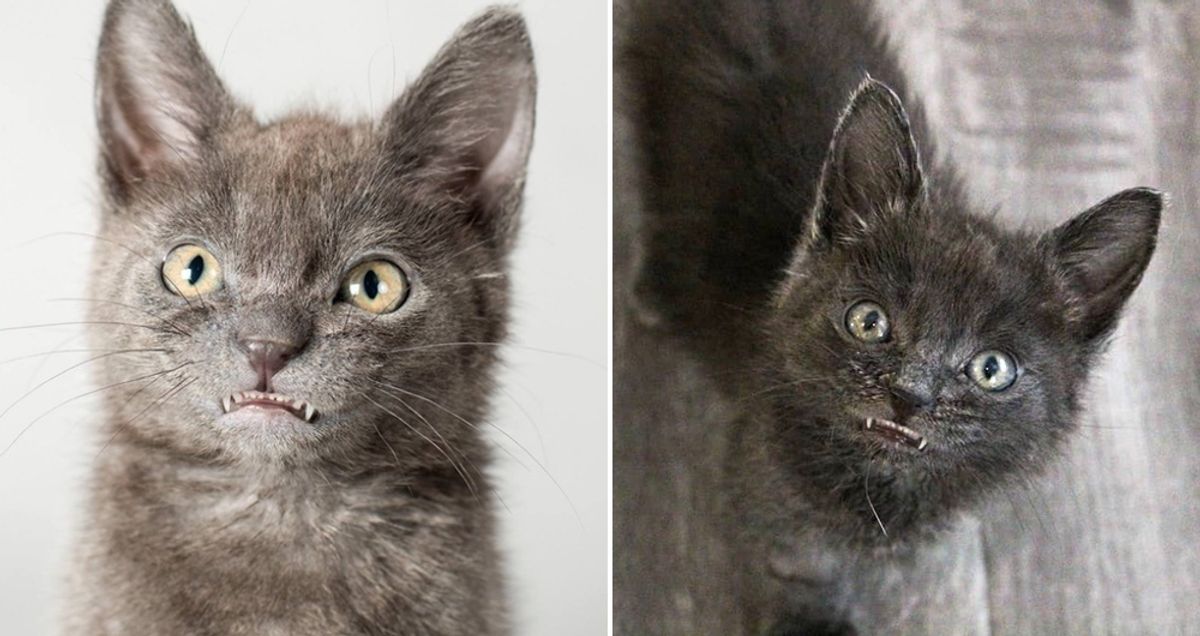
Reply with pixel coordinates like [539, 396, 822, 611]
[239, 338, 300, 391]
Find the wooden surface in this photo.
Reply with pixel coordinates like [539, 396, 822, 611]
[614, 1, 1200, 633]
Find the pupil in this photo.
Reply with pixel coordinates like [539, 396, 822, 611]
[363, 269, 380, 299]
[862, 310, 879, 332]
[185, 254, 205, 285]
[983, 356, 999, 379]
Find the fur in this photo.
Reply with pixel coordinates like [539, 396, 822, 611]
[622, 0, 1160, 632]
[69, 1, 536, 634]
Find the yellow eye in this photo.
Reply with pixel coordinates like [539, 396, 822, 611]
[845, 300, 890, 343]
[340, 260, 409, 314]
[161, 244, 222, 298]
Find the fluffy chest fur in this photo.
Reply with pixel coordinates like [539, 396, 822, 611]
[76, 445, 498, 636]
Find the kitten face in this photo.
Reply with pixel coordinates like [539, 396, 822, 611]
[768, 209, 1081, 530]
[90, 0, 535, 462]
[762, 80, 1160, 537]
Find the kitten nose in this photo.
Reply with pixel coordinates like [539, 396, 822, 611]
[890, 381, 935, 412]
[239, 338, 301, 392]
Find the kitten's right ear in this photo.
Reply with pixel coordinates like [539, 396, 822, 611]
[808, 78, 925, 248]
[96, 0, 232, 201]
[380, 8, 536, 252]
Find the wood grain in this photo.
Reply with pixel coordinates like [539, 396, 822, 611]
[885, 1, 1200, 632]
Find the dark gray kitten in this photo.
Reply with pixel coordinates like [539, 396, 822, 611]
[623, 0, 1159, 632]
[69, 1, 535, 633]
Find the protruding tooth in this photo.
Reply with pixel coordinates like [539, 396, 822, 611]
[917, 438, 928, 452]
[865, 418, 874, 430]
[222, 396, 232, 413]
[304, 403, 316, 422]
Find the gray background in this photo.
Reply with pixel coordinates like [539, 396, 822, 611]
[0, 1, 607, 634]
[615, 0, 1200, 633]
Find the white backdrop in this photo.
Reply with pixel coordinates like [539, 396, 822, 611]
[0, 1, 607, 633]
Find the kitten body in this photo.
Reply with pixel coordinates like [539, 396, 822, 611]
[69, 2, 536, 634]
[623, 0, 1160, 631]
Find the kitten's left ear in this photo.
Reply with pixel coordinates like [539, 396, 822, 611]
[381, 8, 536, 250]
[1044, 187, 1162, 342]
[809, 78, 925, 247]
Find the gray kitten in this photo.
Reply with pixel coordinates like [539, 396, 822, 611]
[621, 0, 1160, 633]
[69, 1, 535, 633]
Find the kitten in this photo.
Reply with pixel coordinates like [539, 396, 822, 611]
[622, 0, 1160, 632]
[69, 1, 535, 633]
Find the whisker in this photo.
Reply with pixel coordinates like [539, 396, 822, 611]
[369, 380, 528, 461]
[387, 341, 602, 368]
[356, 391, 480, 499]
[48, 297, 191, 337]
[372, 418, 402, 464]
[0, 348, 169, 368]
[16, 231, 152, 263]
[0, 362, 197, 458]
[432, 237, 494, 268]
[495, 385, 547, 464]
[20, 231, 199, 312]
[23, 332, 88, 393]
[0, 350, 168, 424]
[734, 376, 835, 406]
[375, 386, 521, 478]
[97, 376, 197, 459]
[367, 391, 508, 511]
[864, 461, 888, 537]
[91, 373, 172, 454]
[379, 389, 488, 480]
[367, 379, 582, 527]
[0, 320, 172, 334]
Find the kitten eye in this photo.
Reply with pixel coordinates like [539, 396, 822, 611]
[161, 244, 223, 298]
[845, 300, 890, 343]
[340, 260, 409, 314]
[967, 350, 1018, 391]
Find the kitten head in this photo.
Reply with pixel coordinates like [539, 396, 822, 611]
[89, 0, 535, 464]
[763, 79, 1160, 540]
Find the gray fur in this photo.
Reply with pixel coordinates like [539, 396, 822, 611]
[619, 0, 1160, 632]
[70, 1, 535, 633]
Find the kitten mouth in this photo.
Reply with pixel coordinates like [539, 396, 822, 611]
[221, 390, 318, 423]
[863, 417, 927, 451]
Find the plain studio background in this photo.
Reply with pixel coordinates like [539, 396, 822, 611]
[0, 1, 607, 634]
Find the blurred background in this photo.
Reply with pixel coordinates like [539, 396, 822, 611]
[0, 1, 608, 634]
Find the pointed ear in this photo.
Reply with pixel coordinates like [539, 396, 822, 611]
[381, 8, 536, 250]
[96, 0, 232, 200]
[1044, 187, 1162, 342]
[809, 78, 924, 247]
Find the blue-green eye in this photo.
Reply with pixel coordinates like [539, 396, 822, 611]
[845, 300, 890, 343]
[967, 350, 1018, 391]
